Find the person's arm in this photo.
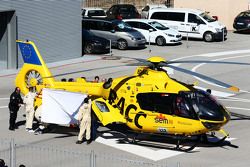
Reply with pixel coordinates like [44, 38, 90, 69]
[78, 107, 83, 122]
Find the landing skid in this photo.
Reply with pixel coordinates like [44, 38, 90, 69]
[121, 134, 197, 152]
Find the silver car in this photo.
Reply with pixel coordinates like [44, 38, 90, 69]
[82, 18, 146, 50]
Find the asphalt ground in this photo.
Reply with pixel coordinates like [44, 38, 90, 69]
[0, 31, 250, 167]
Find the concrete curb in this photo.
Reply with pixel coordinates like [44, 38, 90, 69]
[0, 55, 104, 77]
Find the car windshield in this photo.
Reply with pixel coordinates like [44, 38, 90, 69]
[113, 20, 133, 32]
[149, 21, 169, 30]
[200, 12, 216, 22]
[119, 6, 138, 14]
[88, 10, 106, 17]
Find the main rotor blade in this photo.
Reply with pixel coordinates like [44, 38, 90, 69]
[166, 64, 239, 92]
[166, 60, 250, 66]
[43, 64, 128, 79]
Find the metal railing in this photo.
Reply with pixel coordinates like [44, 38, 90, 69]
[0, 138, 169, 167]
[82, 0, 166, 11]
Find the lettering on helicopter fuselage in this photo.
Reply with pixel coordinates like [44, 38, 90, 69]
[125, 104, 137, 122]
[134, 111, 147, 129]
[155, 114, 168, 124]
[117, 97, 125, 115]
[177, 121, 192, 125]
[109, 89, 145, 129]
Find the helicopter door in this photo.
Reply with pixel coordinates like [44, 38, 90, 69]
[136, 93, 175, 133]
[92, 98, 126, 126]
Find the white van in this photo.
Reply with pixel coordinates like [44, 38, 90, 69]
[148, 8, 227, 42]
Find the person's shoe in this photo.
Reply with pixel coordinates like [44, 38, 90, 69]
[86, 140, 91, 145]
[76, 140, 83, 144]
[27, 129, 34, 133]
[34, 130, 42, 135]
[25, 128, 29, 132]
[9, 127, 15, 131]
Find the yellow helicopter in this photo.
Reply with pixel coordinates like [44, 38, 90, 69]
[16, 40, 242, 151]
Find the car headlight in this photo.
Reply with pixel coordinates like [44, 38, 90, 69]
[166, 34, 175, 37]
[130, 37, 136, 40]
[215, 28, 222, 32]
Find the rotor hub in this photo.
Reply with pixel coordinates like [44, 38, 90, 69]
[147, 56, 166, 63]
[30, 78, 38, 87]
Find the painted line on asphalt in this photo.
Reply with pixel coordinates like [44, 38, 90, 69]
[192, 54, 250, 90]
[226, 107, 250, 111]
[95, 136, 236, 161]
[195, 50, 250, 58]
[96, 136, 184, 161]
[219, 97, 250, 103]
[0, 106, 8, 109]
[0, 97, 9, 100]
[194, 86, 234, 98]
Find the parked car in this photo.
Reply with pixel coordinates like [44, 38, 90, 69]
[124, 19, 182, 46]
[106, 4, 140, 20]
[82, 8, 106, 18]
[148, 8, 227, 42]
[233, 10, 250, 32]
[82, 18, 146, 50]
[82, 29, 110, 54]
[141, 4, 167, 19]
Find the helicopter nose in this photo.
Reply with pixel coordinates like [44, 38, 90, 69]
[223, 108, 231, 123]
[201, 109, 230, 130]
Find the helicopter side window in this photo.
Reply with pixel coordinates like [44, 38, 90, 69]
[174, 96, 193, 118]
[137, 93, 174, 115]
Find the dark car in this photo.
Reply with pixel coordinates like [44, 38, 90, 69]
[106, 4, 140, 20]
[82, 29, 110, 54]
[82, 18, 146, 50]
[233, 10, 250, 32]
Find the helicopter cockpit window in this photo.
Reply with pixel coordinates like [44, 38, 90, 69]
[181, 90, 225, 121]
[174, 97, 191, 118]
[137, 93, 174, 115]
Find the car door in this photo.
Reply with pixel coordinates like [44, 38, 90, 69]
[186, 13, 206, 38]
[91, 21, 117, 46]
[139, 22, 158, 43]
[126, 21, 156, 43]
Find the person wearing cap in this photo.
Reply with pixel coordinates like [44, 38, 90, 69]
[23, 87, 37, 132]
[8, 87, 23, 131]
[76, 97, 92, 144]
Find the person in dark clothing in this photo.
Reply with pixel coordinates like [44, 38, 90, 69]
[91, 112, 99, 141]
[8, 87, 23, 131]
[0, 159, 6, 167]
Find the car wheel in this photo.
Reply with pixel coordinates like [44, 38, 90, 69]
[203, 32, 214, 42]
[156, 36, 166, 46]
[84, 43, 93, 54]
[117, 39, 128, 50]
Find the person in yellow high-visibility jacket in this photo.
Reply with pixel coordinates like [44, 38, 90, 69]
[76, 97, 92, 144]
